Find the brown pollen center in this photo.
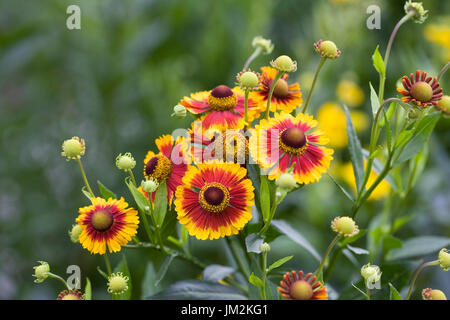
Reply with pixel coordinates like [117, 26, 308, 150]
[91, 209, 114, 232]
[281, 127, 306, 149]
[411, 81, 433, 102]
[273, 79, 289, 98]
[199, 182, 230, 213]
[290, 280, 313, 300]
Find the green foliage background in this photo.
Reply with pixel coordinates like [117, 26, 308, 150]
[0, 0, 448, 299]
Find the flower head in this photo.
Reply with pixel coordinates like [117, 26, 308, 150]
[33, 261, 50, 283]
[115, 153, 136, 171]
[361, 263, 382, 285]
[174, 163, 254, 240]
[270, 55, 297, 73]
[331, 216, 359, 237]
[236, 70, 260, 91]
[252, 36, 274, 54]
[171, 104, 187, 119]
[404, 1, 428, 24]
[422, 288, 447, 300]
[276, 172, 297, 192]
[253, 66, 303, 114]
[141, 178, 159, 194]
[436, 95, 450, 115]
[438, 248, 450, 272]
[57, 289, 84, 300]
[68, 224, 83, 243]
[76, 197, 139, 255]
[397, 70, 442, 108]
[107, 272, 129, 295]
[61, 137, 85, 160]
[314, 40, 341, 59]
[278, 270, 328, 300]
[180, 85, 261, 130]
[250, 112, 333, 184]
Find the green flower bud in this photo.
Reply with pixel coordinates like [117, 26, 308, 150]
[271, 55, 297, 73]
[422, 288, 447, 300]
[252, 36, 274, 54]
[361, 263, 382, 283]
[404, 0, 428, 23]
[314, 40, 341, 59]
[331, 216, 359, 237]
[61, 137, 85, 161]
[438, 248, 450, 272]
[115, 153, 136, 171]
[276, 173, 297, 192]
[107, 272, 129, 295]
[33, 261, 50, 283]
[237, 70, 260, 91]
[260, 242, 271, 254]
[171, 104, 187, 119]
[68, 224, 83, 243]
[436, 95, 450, 115]
[141, 178, 159, 193]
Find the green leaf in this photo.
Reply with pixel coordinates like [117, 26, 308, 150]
[395, 130, 414, 149]
[155, 254, 177, 287]
[112, 255, 132, 300]
[154, 180, 168, 227]
[146, 280, 247, 300]
[249, 273, 264, 290]
[202, 264, 235, 282]
[387, 236, 450, 261]
[97, 180, 116, 199]
[407, 143, 429, 190]
[389, 283, 403, 300]
[84, 277, 92, 300]
[126, 179, 150, 213]
[393, 215, 413, 232]
[346, 244, 369, 255]
[141, 262, 159, 298]
[97, 266, 109, 280]
[246, 164, 262, 215]
[394, 113, 439, 166]
[369, 82, 380, 118]
[268, 256, 293, 272]
[260, 176, 271, 223]
[81, 186, 92, 200]
[245, 233, 264, 254]
[382, 235, 403, 254]
[271, 219, 321, 261]
[344, 104, 365, 192]
[351, 283, 369, 299]
[362, 149, 397, 192]
[327, 173, 354, 202]
[372, 45, 385, 78]
[341, 229, 367, 246]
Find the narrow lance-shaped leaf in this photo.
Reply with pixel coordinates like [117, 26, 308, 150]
[372, 45, 385, 78]
[344, 104, 365, 192]
[260, 176, 271, 223]
[153, 180, 168, 227]
[369, 82, 380, 118]
[97, 180, 116, 200]
[268, 255, 293, 272]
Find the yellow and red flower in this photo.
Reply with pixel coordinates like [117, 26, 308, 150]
[397, 70, 442, 107]
[278, 270, 328, 300]
[143, 134, 189, 204]
[253, 66, 303, 114]
[180, 85, 261, 130]
[76, 197, 139, 255]
[57, 289, 84, 300]
[174, 163, 254, 240]
[250, 112, 333, 184]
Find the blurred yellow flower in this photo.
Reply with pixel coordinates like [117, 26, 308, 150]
[339, 161, 390, 201]
[424, 24, 450, 61]
[336, 80, 365, 107]
[317, 102, 369, 148]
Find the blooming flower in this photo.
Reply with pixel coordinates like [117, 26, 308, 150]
[57, 289, 84, 300]
[336, 80, 365, 107]
[76, 197, 139, 255]
[180, 85, 261, 130]
[174, 163, 254, 240]
[278, 270, 328, 300]
[397, 70, 442, 107]
[253, 66, 303, 114]
[250, 112, 333, 184]
[331, 216, 359, 237]
[143, 134, 189, 205]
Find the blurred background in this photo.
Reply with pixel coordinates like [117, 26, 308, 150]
[0, 0, 449, 299]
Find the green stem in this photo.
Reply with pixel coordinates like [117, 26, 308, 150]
[366, 286, 371, 300]
[406, 260, 439, 300]
[243, 47, 262, 70]
[261, 251, 268, 300]
[437, 61, 450, 81]
[104, 252, 112, 275]
[128, 169, 137, 187]
[226, 237, 250, 279]
[265, 71, 284, 119]
[301, 56, 326, 114]
[315, 235, 340, 277]
[244, 90, 250, 130]
[76, 158, 94, 197]
[48, 272, 70, 290]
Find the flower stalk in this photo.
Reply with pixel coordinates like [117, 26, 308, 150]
[302, 56, 326, 113]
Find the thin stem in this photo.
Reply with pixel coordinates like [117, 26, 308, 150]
[244, 90, 250, 131]
[226, 237, 250, 279]
[261, 251, 268, 300]
[301, 56, 326, 114]
[315, 235, 340, 277]
[48, 272, 70, 290]
[140, 209, 154, 244]
[243, 47, 262, 70]
[406, 260, 439, 300]
[265, 71, 284, 119]
[104, 252, 112, 276]
[437, 62, 450, 81]
[76, 158, 94, 197]
[128, 169, 137, 187]
[366, 286, 371, 300]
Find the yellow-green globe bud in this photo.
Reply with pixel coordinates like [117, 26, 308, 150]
[115, 152, 136, 171]
[438, 248, 450, 272]
[404, 0, 428, 24]
[276, 173, 297, 192]
[61, 137, 85, 160]
[436, 95, 450, 115]
[259, 242, 271, 254]
[171, 104, 187, 119]
[252, 36, 274, 54]
[33, 261, 50, 283]
[361, 263, 382, 283]
[68, 224, 83, 243]
[407, 107, 421, 120]
[141, 178, 159, 193]
[331, 216, 359, 237]
[238, 71, 259, 90]
[271, 55, 297, 73]
[107, 272, 129, 295]
[314, 40, 341, 59]
[422, 288, 447, 300]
